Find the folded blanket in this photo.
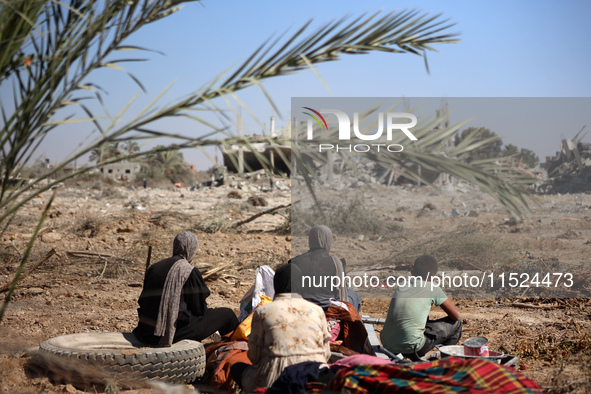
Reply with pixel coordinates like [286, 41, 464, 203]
[325, 357, 542, 394]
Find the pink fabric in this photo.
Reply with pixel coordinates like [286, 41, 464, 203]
[331, 354, 394, 368]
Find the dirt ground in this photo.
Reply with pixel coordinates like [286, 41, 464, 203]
[0, 178, 590, 393]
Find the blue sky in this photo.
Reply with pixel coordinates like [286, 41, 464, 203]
[24, 0, 591, 169]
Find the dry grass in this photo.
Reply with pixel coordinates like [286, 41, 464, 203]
[378, 224, 521, 270]
[273, 208, 291, 235]
[194, 204, 232, 234]
[247, 195, 268, 207]
[227, 191, 242, 199]
[25, 351, 150, 393]
[545, 358, 591, 394]
[95, 188, 127, 200]
[148, 210, 192, 229]
[77, 217, 105, 238]
[291, 193, 389, 237]
[237, 249, 289, 271]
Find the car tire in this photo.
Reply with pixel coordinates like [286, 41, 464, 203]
[38, 332, 205, 388]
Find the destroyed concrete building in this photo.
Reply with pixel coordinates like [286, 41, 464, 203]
[222, 115, 292, 176]
[222, 138, 291, 175]
[537, 135, 591, 194]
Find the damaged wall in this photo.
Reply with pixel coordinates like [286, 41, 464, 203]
[537, 137, 591, 194]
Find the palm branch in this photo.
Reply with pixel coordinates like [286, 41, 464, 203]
[288, 104, 534, 219]
[0, 2, 462, 225]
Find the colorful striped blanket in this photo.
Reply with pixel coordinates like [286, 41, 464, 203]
[325, 357, 542, 393]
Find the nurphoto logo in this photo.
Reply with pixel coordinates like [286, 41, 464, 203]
[302, 107, 418, 153]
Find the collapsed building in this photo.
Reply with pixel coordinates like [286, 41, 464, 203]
[222, 139, 291, 175]
[537, 135, 591, 194]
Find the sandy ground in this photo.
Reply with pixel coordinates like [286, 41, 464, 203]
[0, 179, 590, 393]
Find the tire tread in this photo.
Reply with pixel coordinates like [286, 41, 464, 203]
[39, 333, 205, 386]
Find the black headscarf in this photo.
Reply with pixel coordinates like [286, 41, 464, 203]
[274, 264, 303, 295]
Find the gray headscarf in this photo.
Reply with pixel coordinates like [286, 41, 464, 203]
[308, 225, 332, 252]
[307, 225, 347, 301]
[173, 231, 199, 261]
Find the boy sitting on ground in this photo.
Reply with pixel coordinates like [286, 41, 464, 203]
[381, 255, 462, 360]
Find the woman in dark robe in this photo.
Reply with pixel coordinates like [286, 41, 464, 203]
[289, 225, 361, 311]
[133, 231, 238, 346]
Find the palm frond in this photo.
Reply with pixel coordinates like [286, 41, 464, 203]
[291, 106, 534, 218]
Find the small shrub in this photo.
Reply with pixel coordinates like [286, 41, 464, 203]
[195, 216, 229, 234]
[102, 260, 130, 279]
[96, 187, 126, 200]
[379, 224, 521, 270]
[247, 195, 268, 207]
[77, 217, 104, 238]
[291, 193, 387, 237]
[227, 191, 242, 199]
[422, 202, 437, 211]
[273, 208, 291, 235]
[194, 205, 231, 233]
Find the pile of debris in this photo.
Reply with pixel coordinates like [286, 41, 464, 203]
[536, 134, 591, 194]
[292, 155, 462, 192]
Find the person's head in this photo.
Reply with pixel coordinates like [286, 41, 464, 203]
[173, 232, 199, 262]
[411, 255, 438, 280]
[274, 264, 303, 295]
[308, 225, 333, 252]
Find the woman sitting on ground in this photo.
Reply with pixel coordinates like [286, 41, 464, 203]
[231, 264, 331, 392]
[133, 231, 238, 347]
[289, 225, 361, 312]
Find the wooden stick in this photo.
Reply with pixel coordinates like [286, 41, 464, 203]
[97, 257, 108, 280]
[66, 251, 126, 260]
[202, 262, 234, 279]
[0, 249, 56, 293]
[232, 202, 293, 228]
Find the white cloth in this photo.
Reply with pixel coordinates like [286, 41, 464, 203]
[238, 265, 275, 321]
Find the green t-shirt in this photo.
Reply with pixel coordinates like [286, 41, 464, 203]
[381, 282, 448, 354]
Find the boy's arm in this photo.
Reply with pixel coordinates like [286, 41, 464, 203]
[440, 298, 461, 321]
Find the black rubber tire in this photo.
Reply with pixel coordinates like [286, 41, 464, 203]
[39, 332, 205, 387]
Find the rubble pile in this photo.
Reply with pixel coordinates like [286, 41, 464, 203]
[536, 137, 591, 194]
[293, 156, 457, 192]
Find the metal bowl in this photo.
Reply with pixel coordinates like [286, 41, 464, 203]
[438, 345, 505, 359]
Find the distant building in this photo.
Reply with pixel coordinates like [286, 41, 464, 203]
[99, 161, 141, 179]
[222, 139, 291, 175]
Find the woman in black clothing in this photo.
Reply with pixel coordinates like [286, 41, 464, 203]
[289, 225, 361, 312]
[132, 231, 238, 346]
